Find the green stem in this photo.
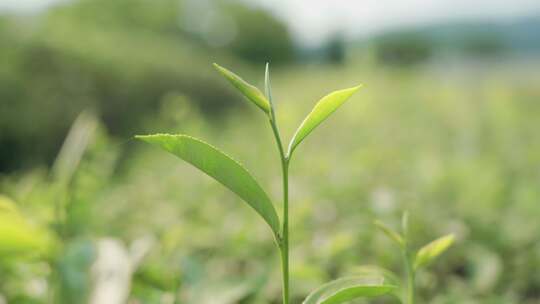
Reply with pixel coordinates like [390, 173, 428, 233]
[269, 113, 290, 304]
[280, 161, 290, 304]
[404, 251, 415, 304]
[266, 64, 290, 304]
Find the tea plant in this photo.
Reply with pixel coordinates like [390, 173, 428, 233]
[136, 63, 397, 303]
[374, 212, 455, 304]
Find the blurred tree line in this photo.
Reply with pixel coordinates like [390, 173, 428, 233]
[0, 0, 296, 172]
[368, 28, 507, 66]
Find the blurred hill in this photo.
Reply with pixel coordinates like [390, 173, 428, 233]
[0, 0, 295, 172]
[353, 15, 540, 65]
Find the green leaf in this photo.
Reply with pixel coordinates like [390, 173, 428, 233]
[136, 134, 280, 237]
[414, 234, 455, 270]
[374, 220, 404, 248]
[213, 63, 271, 114]
[288, 85, 362, 156]
[303, 275, 396, 304]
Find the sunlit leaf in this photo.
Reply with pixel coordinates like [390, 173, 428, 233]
[414, 234, 455, 270]
[288, 85, 362, 156]
[303, 275, 396, 304]
[214, 63, 271, 114]
[136, 134, 280, 237]
[0, 197, 53, 258]
[374, 220, 404, 247]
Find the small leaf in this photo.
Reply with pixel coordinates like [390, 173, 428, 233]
[288, 85, 362, 156]
[351, 265, 401, 287]
[136, 134, 280, 237]
[414, 234, 455, 270]
[401, 211, 409, 237]
[214, 63, 271, 114]
[303, 275, 396, 304]
[374, 220, 404, 247]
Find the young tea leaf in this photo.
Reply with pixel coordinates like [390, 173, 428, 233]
[414, 234, 455, 270]
[288, 85, 362, 156]
[213, 63, 271, 114]
[374, 220, 405, 248]
[303, 275, 396, 304]
[136, 134, 280, 237]
[265, 62, 279, 124]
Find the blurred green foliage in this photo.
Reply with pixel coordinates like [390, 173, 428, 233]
[1, 59, 539, 303]
[0, 0, 294, 172]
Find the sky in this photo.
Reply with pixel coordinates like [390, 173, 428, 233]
[2, 0, 540, 46]
[0, 0, 60, 13]
[245, 0, 540, 46]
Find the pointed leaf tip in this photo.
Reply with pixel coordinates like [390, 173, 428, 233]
[414, 234, 455, 270]
[213, 63, 271, 114]
[288, 84, 363, 156]
[136, 133, 280, 237]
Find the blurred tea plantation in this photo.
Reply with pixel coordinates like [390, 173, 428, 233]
[1, 0, 540, 303]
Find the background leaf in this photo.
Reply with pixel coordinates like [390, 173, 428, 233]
[414, 234, 455, 269]
[214, 63, 271, 114]
[288, 85, 362, 156]
[303, 275, 396, 304]
[374, 220, 405, 247]
[136, 134, 280, 237]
